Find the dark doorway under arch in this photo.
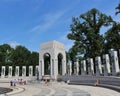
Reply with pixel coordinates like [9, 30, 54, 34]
[44, 53, 51, 75]
[58, 53, 63, 75]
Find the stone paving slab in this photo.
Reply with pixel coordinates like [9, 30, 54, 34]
[0, 82, 120, 96]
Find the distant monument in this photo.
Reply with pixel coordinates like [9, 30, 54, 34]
[39, 40, 66, 80]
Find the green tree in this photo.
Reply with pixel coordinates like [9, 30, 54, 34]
[29, 52, 39, 65]
[68, 46, 78, 62]
[104, 3, 120, 53]
[67, 46, 85, 74]
[0, 44, 39, 76]
[104, 22, 120, 53]
[11, 45, 31, 75]
[11, 45, 31, 66]
[29, 52, 39, 75]
[67, 8, 113, 58]
[0, 44, 14, 75]
[115, 3, 120, 15]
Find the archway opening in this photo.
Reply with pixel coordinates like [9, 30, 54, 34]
[44, 53, 51, 75]
[58, 53, 63, 75]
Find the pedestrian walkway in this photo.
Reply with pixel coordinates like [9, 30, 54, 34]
[0, 82, 120, 96]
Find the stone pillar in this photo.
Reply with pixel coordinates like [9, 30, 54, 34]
[95, 56, 102, 76]
[15, 66, 19, 77]
[118, 49, 120, 65]
[51, 59, 54, 76]
[39, 60, 42, 79]
[36, 65, 39, 80]
[67, 60, 72, 75]
[74, 62, 77, 75]
[110, 51, 120, 75]
[29, 66, 33, 77]
[1, 66, 5, 78]
[54, 58, 58, 79]
[22, 66, 26, 77]
[69, 61, 72, 75]
[103, 54, 111, 76]
[50, 58, 52, 76]
[36, 65, 39, 76]
[8, 66, 12, 77]
[76, 60, 79, 75]
[87, 58, 94, 75]
[81, 60, 86, 75]
[42, 60, 44, 76]
[62, 59, 66, 75]
[74, 60, 79, 75]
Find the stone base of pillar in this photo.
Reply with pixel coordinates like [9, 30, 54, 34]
[1, 75, 5, 78]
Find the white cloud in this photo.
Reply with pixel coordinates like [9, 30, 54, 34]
[8, 41, 20, 48]
[31, 11, 66, 33]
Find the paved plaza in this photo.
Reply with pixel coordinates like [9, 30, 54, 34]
[0, 81, 120, 96]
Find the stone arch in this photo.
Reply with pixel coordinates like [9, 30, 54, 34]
[58, 53, 63, 75]
[39, 40, 66, 80]
[44, 53, 51, 75]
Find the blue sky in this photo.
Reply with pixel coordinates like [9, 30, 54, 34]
[0, 0, 119, 52]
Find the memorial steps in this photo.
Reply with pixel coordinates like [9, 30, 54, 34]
[59, 75, 120, 92]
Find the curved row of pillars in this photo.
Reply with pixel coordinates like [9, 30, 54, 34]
[67, 50, 120, 76]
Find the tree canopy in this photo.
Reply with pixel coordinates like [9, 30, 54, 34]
[0, 44, 39, 75]
[104, 22, 120, 53]
[67, 8, 113, 59]
[115, 3, 120, 15]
